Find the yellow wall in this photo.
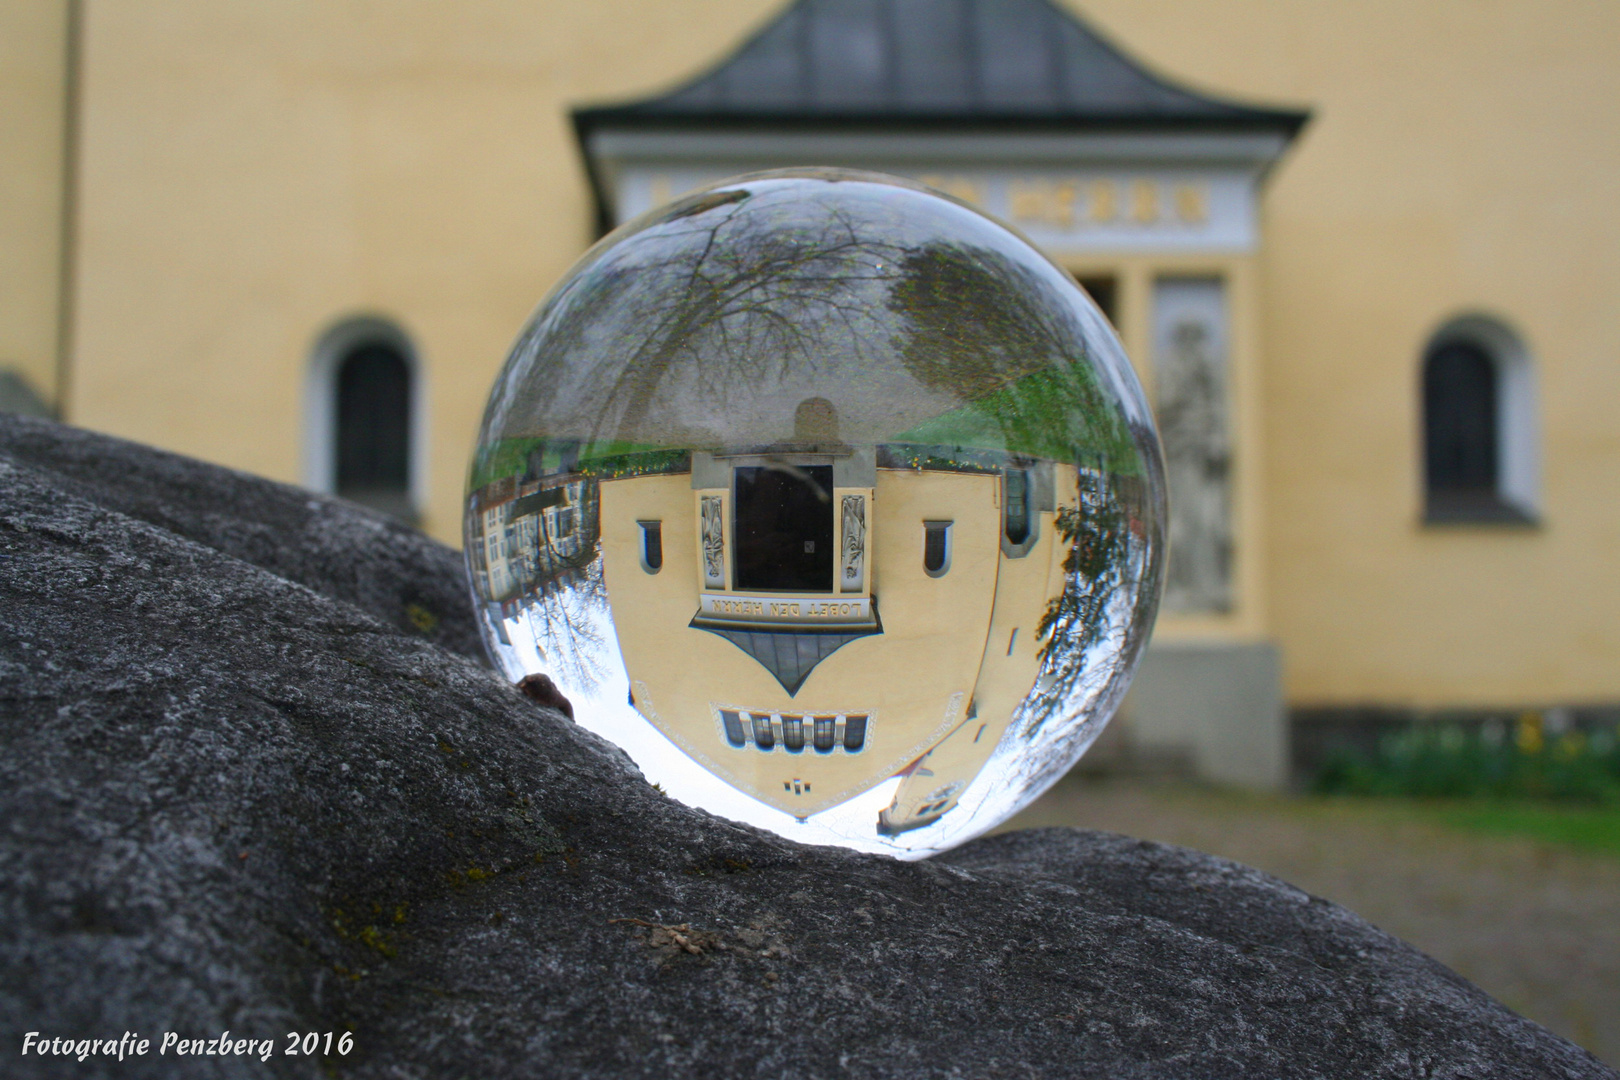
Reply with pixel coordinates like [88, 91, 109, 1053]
[26, 0, 1620, 709]
[0, 0, 70, 408]
[1077, 0, 1620, 706]
[66, 0, 779, 539]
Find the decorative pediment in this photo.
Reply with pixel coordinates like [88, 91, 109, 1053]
[692, 623, 882, 696]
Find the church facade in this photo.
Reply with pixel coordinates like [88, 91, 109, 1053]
[4, 0, 1617, 785]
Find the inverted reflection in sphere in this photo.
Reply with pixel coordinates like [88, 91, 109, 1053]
[465, 169, 1165, 857]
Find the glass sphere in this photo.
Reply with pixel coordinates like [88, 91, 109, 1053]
[465, 169, 1164, 857]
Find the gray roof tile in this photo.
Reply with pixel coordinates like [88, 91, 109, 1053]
[576, 0, 1306, 131]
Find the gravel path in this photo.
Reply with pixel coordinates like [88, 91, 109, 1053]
[1003, 777, 1620, 1065]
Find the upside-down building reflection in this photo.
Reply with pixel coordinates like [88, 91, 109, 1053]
[469, 422, 1092, 832]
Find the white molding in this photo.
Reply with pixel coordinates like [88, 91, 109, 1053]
[302, 315, 428, 516]
[1426, 312, 1540, 517]
[612, 162, 1262, 254]
[590, 129, 1288, 254]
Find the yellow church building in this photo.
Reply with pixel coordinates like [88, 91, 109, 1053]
[4, 0, 1618, 788]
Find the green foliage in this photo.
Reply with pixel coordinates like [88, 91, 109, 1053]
[1314, 715, 1620, 804]
[1019, 487, 1135, 736]
[888, 367, 1141, 471]
[886, 241, 1086, 399]
[573, 445, 691, 481]
[468, 437, 545, 490]
[885, 241, 1141, 472]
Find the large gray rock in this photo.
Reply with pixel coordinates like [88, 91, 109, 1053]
[1, 414, 1610, 1079]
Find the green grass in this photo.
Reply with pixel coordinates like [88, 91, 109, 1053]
[1304, 715, 1620, 859]
[1148, 779, 1620, 861]
[1426, 800, 1620, 859]
[1272, 792, 1620, 860]
[1022, 777, 1620, 863]
[467, 438, 689, 491]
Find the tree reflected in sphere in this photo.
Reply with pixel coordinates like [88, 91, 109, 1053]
[465, 169, 1165, 857]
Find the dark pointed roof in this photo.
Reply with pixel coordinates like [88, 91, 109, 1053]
[574, 0, 1307, 134]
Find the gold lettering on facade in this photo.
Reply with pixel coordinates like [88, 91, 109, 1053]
[982, 175, 1214, 231]
[1130, 180, 1159, 224]
[1008, 180, 1044, 223]
[1004, 179, 1043, 221]
[1088, 180, 1118, 223]
[1054, 180, 1080, 228]
[1174, 184, 1209, 224]
[1009, 179, 1079, 228]
[919, 174, 985, 207]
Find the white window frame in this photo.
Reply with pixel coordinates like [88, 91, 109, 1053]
[303, 315, 428, 517]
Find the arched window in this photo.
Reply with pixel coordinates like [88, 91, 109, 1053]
[922, 520, 952, 577]
[1424, 341, 1498, 498]
[336, 341, 410, 511]
[638, 520, 663, 573]
[306, 317, 420, 524]
[1420, 315, 1537, 523]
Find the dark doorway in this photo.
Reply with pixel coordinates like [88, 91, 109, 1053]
[1423, 341, 1497, 518]
[733, 464, 834, 591]
[336, 340, 412, 521]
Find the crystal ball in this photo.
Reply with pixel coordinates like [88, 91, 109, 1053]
[465, 169, 1165, 857]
